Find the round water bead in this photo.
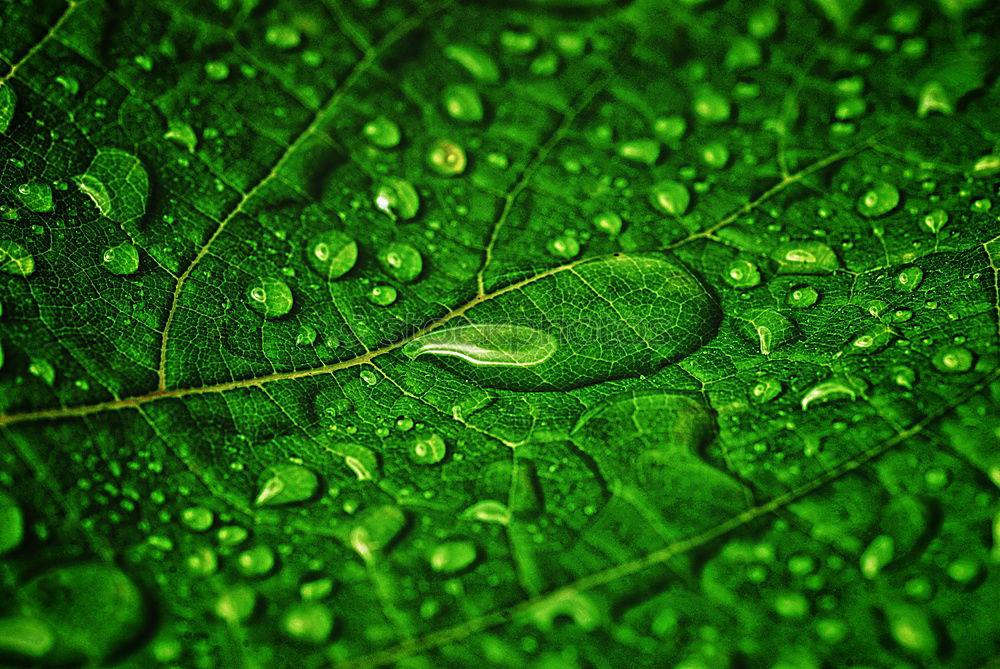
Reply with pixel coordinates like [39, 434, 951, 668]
[412, 431, 446, 464]
[932, 346, 973, 373]
[857, 182, 900, 217]
[248, 277, 293, 318]
[102, 242, 140, 275]
[306, 230, 357, 280]
[593, 211, 623, 235]
[724, 259, 760, 289]
[547, 234, 580, 259]
[787, 285, 819, 308]
[378, 242, 423, 282]
[362, 116, 401, 148]
[427, 138, 467, 175]
[367, 284, 398, 306]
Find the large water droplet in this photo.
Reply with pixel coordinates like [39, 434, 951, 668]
[724, 259, 760, 289]
[247, 277, 293, 318]
[306, 230, 357, 279]
[374, 178, 419, 220]
[282, 604, 333, 644]
[895, 265, 923, 292]
[76, 148, 149, 223]
[15, 181, 54, 213]
[932, 346, 973, 373]
[0, 240, 35, 276]
[403, 324, 557, 367]
[378, 243, 422, 282]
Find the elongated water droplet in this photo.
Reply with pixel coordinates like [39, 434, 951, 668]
[0, 616, 53, 659]
[618, 138, 660, 165]
[886, 602, 938, 655]
[427, 138, 466, 175]
[378, 243, 422, 282]
[306, 230, 357, 279]
[0, 240, 35, 276]
[374, 178, 419, 220]
[349, 505, 406, 563]
[444, 45, 499, 82]
[76, 148, 149, 223]
[801, 376, 866, 410]
[102, 242, 139, 275]
[972, 154, 1000, 177]
[16, 181, 54, 213]
[442, 84, 484, 122]
[429, 540, 477, 573]
[849, 324, 894, 354]
[164, 120, 197, 152]
[461, 500, 511, 525]
[29, 359, 55, 385]
[255, 463, 319, 506]
[745, 310, 796, 355]
[0, 83, 15, 134]
[860, 534, 895, 578]
[403, 324, 556, 367]
[773, 241, 840, 274]
[326, 441, 378, 481]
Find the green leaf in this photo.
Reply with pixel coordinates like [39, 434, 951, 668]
[0, 0, 998, 667]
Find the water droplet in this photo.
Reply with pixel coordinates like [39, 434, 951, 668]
[849, 324, 894, 354]
[76, 148, 149, 223]
[359, 369, 378, 386]
[801, 376, 866, 410]
[374, 178, 419, 220]
[0, 491, 24, 555]
[362, 116, 401, 148]
[921, 208, 947, 233]
[442, 84, 484, 122]
[248, 277, 293, 318]
[237, 545, 276, 576]
[893, 366, 917, 389]
[378, 243, 422, 282]
[367, 284, 397, 306]
[254, 463, 319, 506]
[932, 346, 973, 373]
[349, 505, 406, 563]
[215, 585, 257, 623]
[692, 89, 731, 122]
[972, 154, 1000, 177]
[0, 240, 35, 276]
[429, 539, 477, 573]
[300, 578, 334, 602]
[28, 359, 55, 385]
[204, 60, 230, 80]
[427, 138, 466, 175]
[217, 525, 248, 546]
[164, 120, 197, 152]
[725, 38, 762, 70]
[860, 534, 894, 578]
[282, 604, 333, 644]
[857, 182, 900, 217]
[895, 265, 923, 292]
[653, 115, 686, 142]
[971, 197, 991, 212]
[306, 230, 357, 280]
[547, 234, 580, 259]
[917, 80, 952, 117]
[295, 326, 317, 346]
[395, 416, 414, 432]
[593, 211, 622, 235]
[700, 142, 730, 168]
[180, 506, 214, 532]
[773, 241, 840, 274]
[750, 377, 782, 403]
[403, 324, 557, 367]
[102, 242, 139, 275]
[745, 310, 796, 355]
[412, 431, 446, 464]
[443, 44, 499, 82]
[835, 97, 867, 120]
[946, 557, 981, 584]
[0, 83, 15, 134]
[500, 30, 538, 54]
[886, 603, 938, 654]
[787, 284, 819, 308]
[265, 24, 302, 50]
[618, 138, 660, 165]
[460, 500, 511, 525]
[650, 180, 691, 215]
[15, 181, 54, 213]
[21, 564, 146, 661]
[724, 259, 760, 289]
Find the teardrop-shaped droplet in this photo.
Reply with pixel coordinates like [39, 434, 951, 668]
[367, 284, 397, 307]
[374, 178, 420, 220]
[724, 259, 760, 289]
[254, 463, 319, 507]
[895, 265, 923, 292]
[444, 45, 500, 82]
[650, 180, 691, 216]
[349, 505, 406, 563]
